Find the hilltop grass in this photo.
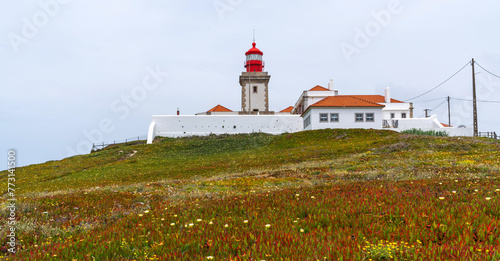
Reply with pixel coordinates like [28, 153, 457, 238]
[1, 129, 500, 260]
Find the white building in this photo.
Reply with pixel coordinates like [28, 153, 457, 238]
[146, 41, 472, 144]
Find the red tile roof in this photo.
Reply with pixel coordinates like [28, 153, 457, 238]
[207, 104, 232, 112]
[309, 85, 331, 91]
[279, 106, 293, 113]
[310, 96, 385, 108]
[350, 95, 404, 103]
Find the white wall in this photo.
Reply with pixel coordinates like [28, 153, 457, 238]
[304, 107, 384, 130]
[147, 115, 303, 143]
[381, 103, 411, 119]
[243, 83, 267, 112]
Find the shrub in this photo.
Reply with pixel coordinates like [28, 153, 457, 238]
[401, 128, 449, 137]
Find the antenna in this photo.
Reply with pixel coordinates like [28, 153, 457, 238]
[253, 29, 255, 42]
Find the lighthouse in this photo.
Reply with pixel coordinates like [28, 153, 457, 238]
[239, 42, 271, 113]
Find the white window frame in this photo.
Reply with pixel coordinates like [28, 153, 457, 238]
[355, 113, 364, 122]
[366, 113, 374, 122]
[319, 113, 328, 122]
[330, 113, 339, 122]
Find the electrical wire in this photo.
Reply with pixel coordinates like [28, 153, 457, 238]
[475, 61, 500, 79]
[404, 61, 471, 101]
[430, 99, 447, 111]
[411, 97, 447, 103]
[452, 98, 500, 104]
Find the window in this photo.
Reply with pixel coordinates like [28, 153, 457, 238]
[304, 116, 311, 128]
[401, 113, 407, 118]
[366, 113, 374, 122]
[319, 113, 328, 122]
[355, 113, 364, 122]
[253, 86, 258, 93]
[330, 113, 339, 122]
[390, 113, 395, 119]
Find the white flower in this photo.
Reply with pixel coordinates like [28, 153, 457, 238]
[300, 228, 304, 233]
[197, 219, 202, 222]
[224, 224, 229, 228]
[452, 191, 456, 194]
[486, 197, 492, 201]
[144, 210, 149, 213]
[189, 223, 194, 227]
[243, 220, 248, 223]
[170, 223, 175, 226]
[265, 224, 271, 228]
[209, 221, 213, 225]
[207, 256, 214, 260]
[295, 194, 300, 197]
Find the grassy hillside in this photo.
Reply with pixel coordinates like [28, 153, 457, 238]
[1, 129, 499, 260]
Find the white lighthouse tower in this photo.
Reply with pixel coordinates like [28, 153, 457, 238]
[239, 41, 271, 113]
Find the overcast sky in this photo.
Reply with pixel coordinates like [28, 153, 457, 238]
[2, 0, 500, 168]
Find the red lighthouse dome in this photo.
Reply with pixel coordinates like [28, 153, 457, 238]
[245, 42, 264, 72]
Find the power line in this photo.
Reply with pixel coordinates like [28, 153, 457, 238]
[451, 98, 500, 104]
[404, 61, 471, 101]
[430, 99, 447, 111]
[475, 61, 500, 79]
[411, 97, 447, 103]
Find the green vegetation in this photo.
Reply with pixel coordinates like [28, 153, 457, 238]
[401, 128, 449, 137]
[1, 129, 499, 260]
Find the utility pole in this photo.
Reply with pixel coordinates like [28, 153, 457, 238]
[447, 96, 451, 126]
[472, 58, 478, 137]
[424, 109, 430, 118]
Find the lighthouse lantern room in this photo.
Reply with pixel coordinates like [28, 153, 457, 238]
[240, 41, 271, 113]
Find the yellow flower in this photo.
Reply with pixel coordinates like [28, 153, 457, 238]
[138, 214, 143, 217]
[300, 228, 304, 233]
[439, 197, 445, 200]
[224, 224, 229, 228]
[170, 223, 175, 226]
[265, 224, 271, 228]
[486, 197, 491, 200]
[197, 219, 202, 222]
[244, 220, 248, 223]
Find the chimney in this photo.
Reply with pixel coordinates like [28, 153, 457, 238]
[334, 90, 339, 96]
[409, 102, 414, 118]
[328, 79, 333, 90]
[177, 108, 180, 115]
[384, 87, 391, 103]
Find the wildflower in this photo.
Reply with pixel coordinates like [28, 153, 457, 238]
[170, 223, 175, 226]
[495, 189, 500, 192]
[311, 196, 315, 199]
[452, 191, 456, 194]
[189, 223, 194, 227]
[293, 220, 298, 223]
[295, 194, 299, 197]
[144, 210, 149, 214]
[207, 256, 214, 260]
[161, 218, 165, 221]
[486, 197, 491, 201]
[244, 220, 248, 223]
[300, 228, 304, 233]
[209, 221, 213, 225]
[224, 224, 229, 228]
[439, 197, 445, 200]
[138, 214, 143, 217]
[265, 224, 271, 228]
[197, 219, 202, 222]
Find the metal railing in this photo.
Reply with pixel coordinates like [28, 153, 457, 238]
[91, 135, 148, 152]
[478, 132, 498, 140]
[383, 119, 398, 128]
